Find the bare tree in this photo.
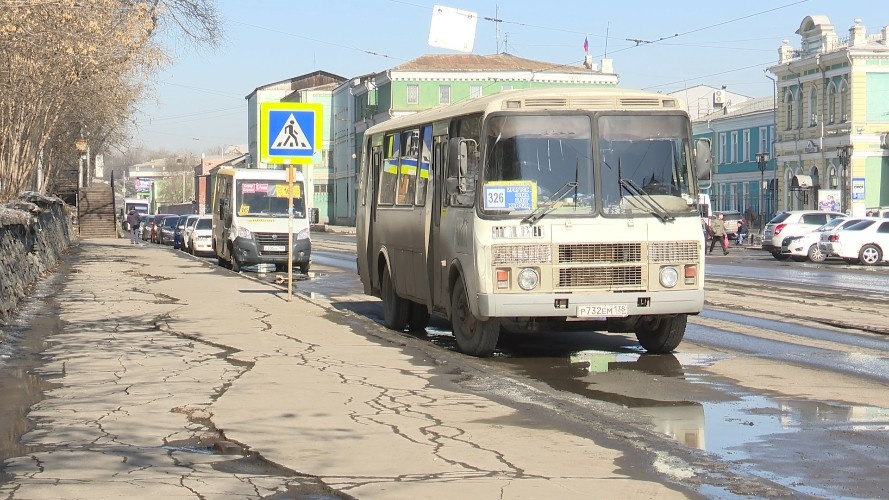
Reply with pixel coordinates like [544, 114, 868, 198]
[0, 0, 221, 201]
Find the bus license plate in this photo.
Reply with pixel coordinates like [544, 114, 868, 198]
[264, 245, 285, 252]
[577, 304, 628, 318]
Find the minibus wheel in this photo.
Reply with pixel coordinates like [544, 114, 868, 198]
[450, 279, 499, 357]
[634, 314, 686, 353]
[381, 265, 408, 331]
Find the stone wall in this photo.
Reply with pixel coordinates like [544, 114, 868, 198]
[0, 193, 74, 323]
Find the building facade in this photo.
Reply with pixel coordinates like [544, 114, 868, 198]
[693, 97, 777, 228]
[768, 16, 889, 216]
[328, 53, 618, 226]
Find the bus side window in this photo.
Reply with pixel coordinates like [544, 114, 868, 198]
[379, 133, 400, 205]
[416, 126, 433, 206]
[396, 129, 419, 205]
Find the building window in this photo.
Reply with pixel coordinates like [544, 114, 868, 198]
[469, 85, 483, 99]
[406, 84, 419, 105]
[314, 183, 330, 193]
[759, 127, 768, 154]
[808, 86, 818, 127]
[718, 133, 727, 164]
[795, 86, 803, 130]
[827, 83, 836, 123]
[839, 80, 848, 122]
[501, 84, 513, 91]
[730, 131, 738, 163]
[743, 130, 750, 162]
[438, 85, 451, 105]
[784, 90, 794, 131]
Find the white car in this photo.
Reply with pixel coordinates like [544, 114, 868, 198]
[780, 217, 866, 262]
[819, 218, 889, 265]
[762, 210, 847, 260]
[179, 214, 200, 252]
[187, 215, 213, 256]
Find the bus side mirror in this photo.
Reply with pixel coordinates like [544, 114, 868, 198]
[695, 138, 712, 181]
[310, 208, 319, 224]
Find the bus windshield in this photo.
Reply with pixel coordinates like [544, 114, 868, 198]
[235, 180, 305, 217]
[481, 113, 696, 217]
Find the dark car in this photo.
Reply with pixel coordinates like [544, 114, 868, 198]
[158, 216, 180, 245]
[149, 213, 176, 243]
[172, 215, 190, 249]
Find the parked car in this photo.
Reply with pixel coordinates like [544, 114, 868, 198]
[713, 210, 744, 239]
[148, 213, 176, 243]
[780, 218, 867, 262]
[187, 215, 213, 256]
[762, 210, 846, 260]
[138, 214, 153, 241]
[179, 215, 200, 251]
[172, 214, 191, 250]
[158, 216, 179, 245]
[819, 218, 889, 265]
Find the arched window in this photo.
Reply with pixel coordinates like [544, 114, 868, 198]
[784, 89, 794, 131]
[828, 163, 838, 189]
[827, 82, 836, 124]
[796, 87, 804, 130]
[808, 86, 818, 127]
[839, 80, 849, 122]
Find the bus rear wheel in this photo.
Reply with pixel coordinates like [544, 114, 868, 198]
[408, 302, 430, 332]
[381, 266, 408, 331]
[634, 314, 686, 353]
[450, 280, 499, 357]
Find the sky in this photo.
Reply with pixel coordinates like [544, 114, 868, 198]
[135, 0, 888, 154]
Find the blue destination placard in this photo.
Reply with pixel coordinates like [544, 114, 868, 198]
[483, 182, 536, 212]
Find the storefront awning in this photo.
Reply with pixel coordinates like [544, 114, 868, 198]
[791, 174, 813, 189]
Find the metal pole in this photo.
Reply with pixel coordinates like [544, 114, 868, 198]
[287, 162, 294, 302]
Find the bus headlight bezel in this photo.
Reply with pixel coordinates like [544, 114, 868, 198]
[659, 266, 679, 288]
[517, 267, 540, 291]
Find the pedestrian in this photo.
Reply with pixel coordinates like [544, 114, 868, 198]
[708, 213, 729, 255]
[736, 219, 747, 246]
[126, 209, 141, 245]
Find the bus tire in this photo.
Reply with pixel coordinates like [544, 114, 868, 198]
[408, 302, 430, 332]
[299, 263, 310, 274]
[450, 280, 499, 357]
[634, 314, 686, 353]
[381, 266, 408, 331]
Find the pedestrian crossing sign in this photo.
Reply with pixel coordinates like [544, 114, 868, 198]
[259, 102, 323, 165]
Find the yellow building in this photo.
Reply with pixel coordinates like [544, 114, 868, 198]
[768, 16, 889, 216]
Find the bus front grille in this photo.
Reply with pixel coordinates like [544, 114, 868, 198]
[558, 243, 641, 263]
[557, 266, 643, 288]
[649, 241, 699, 262]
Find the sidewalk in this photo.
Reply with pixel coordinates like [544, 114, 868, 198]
[0, 238, 691, 499]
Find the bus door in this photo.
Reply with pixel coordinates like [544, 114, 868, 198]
[364, 146, 382, 292]
[429, 133, 449, 311]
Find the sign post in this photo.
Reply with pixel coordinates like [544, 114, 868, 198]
[259, 101, 323, 301]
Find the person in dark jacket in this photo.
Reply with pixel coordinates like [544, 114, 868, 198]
[126, 209, 141, 245]
[708, 213, 729, 255]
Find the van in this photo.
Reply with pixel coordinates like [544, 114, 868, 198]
[210, 167, 311, 273]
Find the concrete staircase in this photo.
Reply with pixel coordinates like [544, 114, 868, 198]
[77, 183, 118, 238]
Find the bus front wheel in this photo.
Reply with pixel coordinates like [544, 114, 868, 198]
[450, 280, 499, 357]
[634, 314, 686, 353]
[381, 266, 408, 331]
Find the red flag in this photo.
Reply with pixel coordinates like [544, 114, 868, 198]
[583, 36, 588, 53]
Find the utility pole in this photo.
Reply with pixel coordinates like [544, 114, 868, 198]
[756, 152, 770, 231]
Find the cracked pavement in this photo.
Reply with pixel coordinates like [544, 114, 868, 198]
[1, 239, 693, 499]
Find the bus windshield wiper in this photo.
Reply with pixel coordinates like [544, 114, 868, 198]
[522, 181, 579, 225]
[618, 178, 675, 222]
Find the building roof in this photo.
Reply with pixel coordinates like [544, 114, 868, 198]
[693, 96, 774, 123]
[391, 53, 596, 75]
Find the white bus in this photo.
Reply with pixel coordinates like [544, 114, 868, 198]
[356, 87, 712, 357]
[210, 166, 311, 273]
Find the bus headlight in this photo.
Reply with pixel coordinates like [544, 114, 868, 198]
[235, 225, 252, 239]
[296, 228, 310, 240]
[517, 268, 540, 290]
[659, 266, 679, 288]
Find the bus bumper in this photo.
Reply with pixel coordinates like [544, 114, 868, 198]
[232, 237, 311, 266]
[476, 289, 705, 318]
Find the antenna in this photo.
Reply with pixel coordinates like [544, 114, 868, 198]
[495, 5, 500, 53]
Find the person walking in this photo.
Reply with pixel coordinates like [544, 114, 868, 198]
[126, 209, 141, 245]
[709, 213, 729, 255]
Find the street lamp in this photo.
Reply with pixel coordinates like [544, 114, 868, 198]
[837, 145, 852, 213]
[756, 152, 770, 231]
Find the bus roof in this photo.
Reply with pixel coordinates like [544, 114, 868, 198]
[365, 86, 686, 136]
[211, 166, 304, 180]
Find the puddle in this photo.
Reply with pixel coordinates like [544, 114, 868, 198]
[0, 271, 65, 481]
